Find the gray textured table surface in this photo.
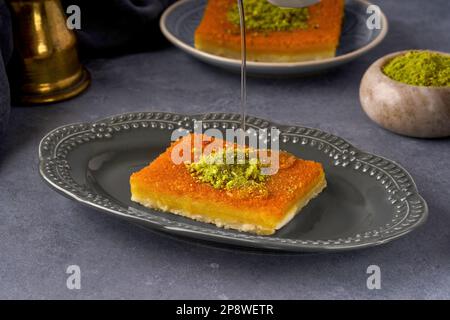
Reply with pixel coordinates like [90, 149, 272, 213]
[1, 0, 449, 299]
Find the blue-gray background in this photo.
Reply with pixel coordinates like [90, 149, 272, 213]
[0, 0, 449, 299]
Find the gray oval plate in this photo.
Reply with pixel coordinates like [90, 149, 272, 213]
[39, 112, 427, 252]
[160, 0, 388, 75]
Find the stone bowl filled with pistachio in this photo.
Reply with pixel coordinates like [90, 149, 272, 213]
[360, 50, 450, 138]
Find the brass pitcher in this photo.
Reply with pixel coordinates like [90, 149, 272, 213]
[8, 0, 90, 104]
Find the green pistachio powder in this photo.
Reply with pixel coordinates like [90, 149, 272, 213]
[227, 0, 310, 32]
[383, 51, 450, 87]
[186, 148, 268, 191]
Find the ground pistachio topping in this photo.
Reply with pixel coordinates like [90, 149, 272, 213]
[186, 148, 268, 196]
[382, 51, 450, 87]
[227, 0, 310, 32]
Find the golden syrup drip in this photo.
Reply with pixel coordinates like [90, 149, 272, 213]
[237, 0, 246, 131]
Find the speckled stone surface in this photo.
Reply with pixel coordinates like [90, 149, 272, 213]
[0, 0, 449, 299]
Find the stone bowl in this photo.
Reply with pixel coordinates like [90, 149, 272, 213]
[360, 50, 450, 138]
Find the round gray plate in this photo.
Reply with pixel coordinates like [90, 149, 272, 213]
[39, 112, 427, 252]
[160, 0, 388, 75]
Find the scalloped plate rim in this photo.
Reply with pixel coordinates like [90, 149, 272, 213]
[38, 111, 428, 253]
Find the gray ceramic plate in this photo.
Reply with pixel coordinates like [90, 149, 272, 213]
[160, 0, 388, 75]
[39, 112, 427, 252]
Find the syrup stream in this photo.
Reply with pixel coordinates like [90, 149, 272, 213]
[237, 0, 246, 131]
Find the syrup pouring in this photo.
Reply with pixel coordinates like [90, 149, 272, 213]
[237, 0, 321, 130]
